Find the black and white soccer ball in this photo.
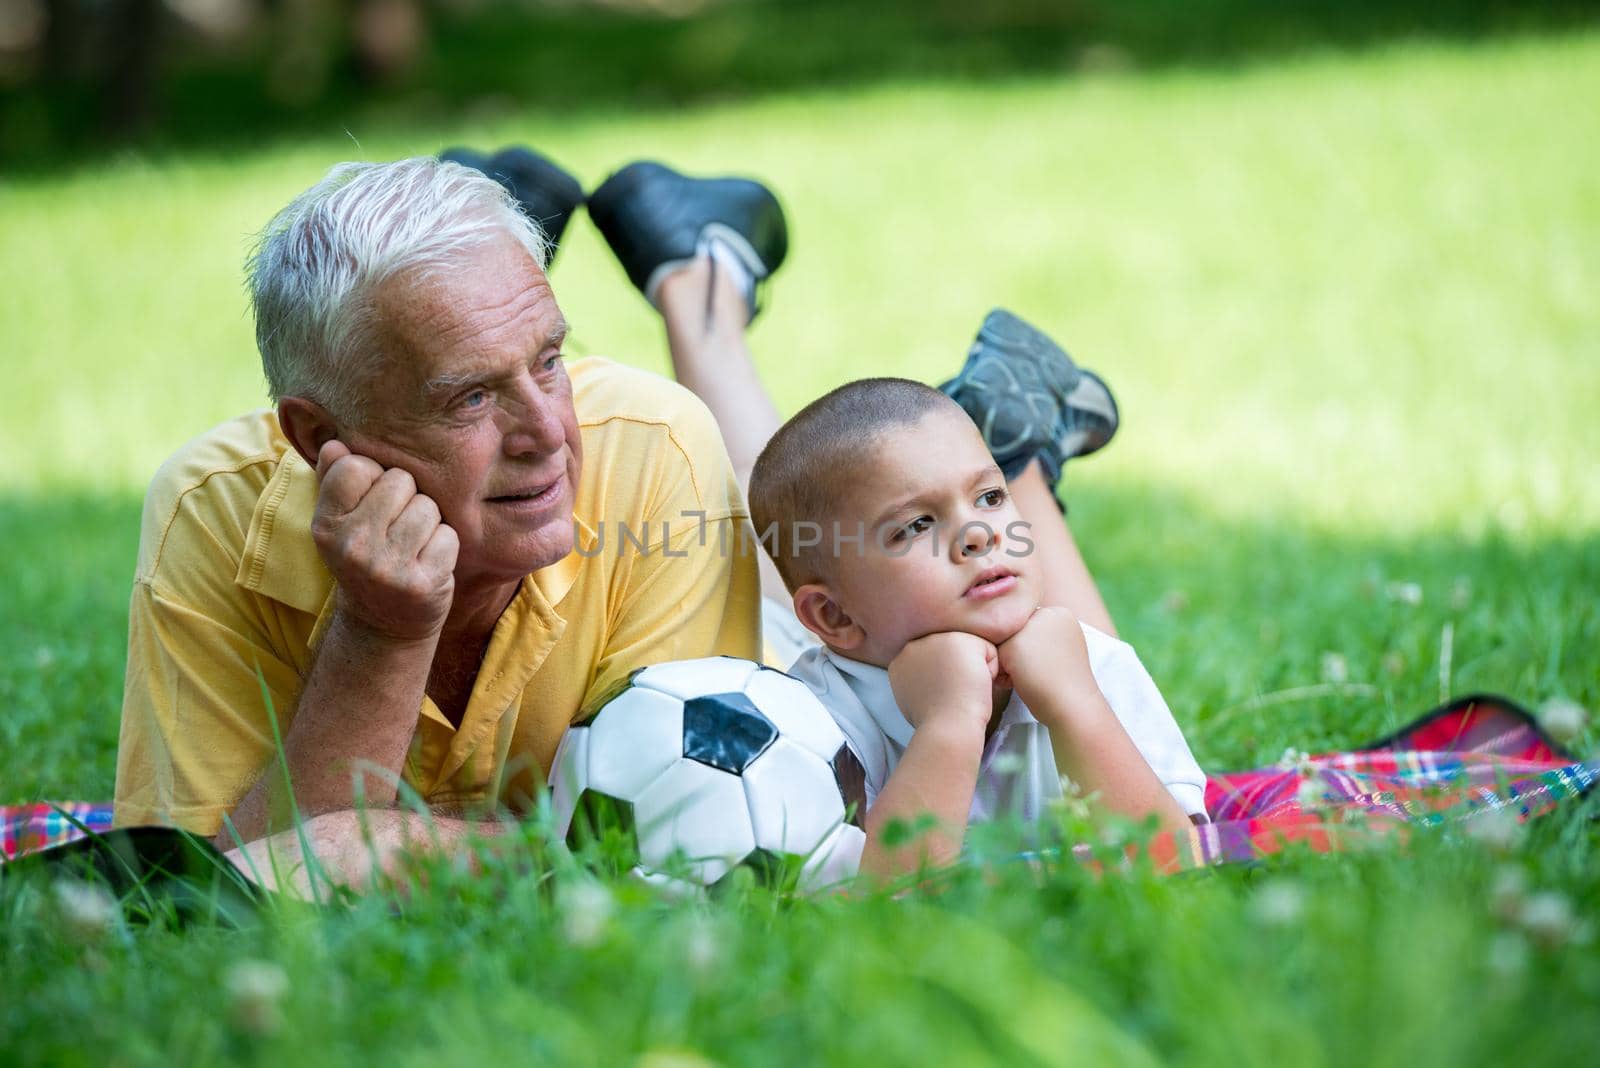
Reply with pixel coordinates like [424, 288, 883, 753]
[548, 656, 867, 893]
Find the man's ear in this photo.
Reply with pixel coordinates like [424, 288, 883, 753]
[793, 583, 864, 652]
[277, 396, 340, 469]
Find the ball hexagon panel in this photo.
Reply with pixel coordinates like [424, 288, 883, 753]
[586, 685, 685, 799]
[636, 656, 759, 701]
[682, 691, 777, 774]
[743, 666, 848, 763]
[633, 758, 756, 886]
[742, 738, 845, 854]
[548, 724, 590, 839]
[800, 824, 867, 893]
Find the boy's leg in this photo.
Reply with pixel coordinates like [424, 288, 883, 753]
[654, 259, 790, 605]
[655, 259, 782, 495]
[942, 309, 1122, 637]
[1008, 460, 1118, 637]
[587, 161, 792, 606]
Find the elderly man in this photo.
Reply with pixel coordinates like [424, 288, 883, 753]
[113, 153, 786, 874]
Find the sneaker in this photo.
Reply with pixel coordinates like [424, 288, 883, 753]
[586, 160, 788, 317]
[939, 308, 1118, 483]
[439, 145, 585, 262]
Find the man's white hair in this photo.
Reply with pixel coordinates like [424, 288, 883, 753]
[248, 157, 549, 422]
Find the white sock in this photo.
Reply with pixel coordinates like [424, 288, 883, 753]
[700, 233, 757, 314]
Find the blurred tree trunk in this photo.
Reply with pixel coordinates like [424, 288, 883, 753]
[105, 0, 164, 133]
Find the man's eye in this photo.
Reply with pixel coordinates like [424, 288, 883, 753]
[541, 352, 563, 372]
[460, 389, 489, 409]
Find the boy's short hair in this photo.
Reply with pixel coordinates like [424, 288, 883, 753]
[749, 377, 960, 591]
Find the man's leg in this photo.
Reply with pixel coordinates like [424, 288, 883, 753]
[1008, 460, 1118, 638]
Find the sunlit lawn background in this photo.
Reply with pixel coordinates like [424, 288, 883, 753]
[1, 4, 1598, 1063]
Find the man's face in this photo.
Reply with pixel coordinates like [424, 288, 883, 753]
[823, 408, 1042, 666]
[341, 234, 582, 590]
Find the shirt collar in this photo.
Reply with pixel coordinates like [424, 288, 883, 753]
[819, 646, 1035, 749]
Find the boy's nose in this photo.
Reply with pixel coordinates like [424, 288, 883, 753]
[955, 521, 998, 559]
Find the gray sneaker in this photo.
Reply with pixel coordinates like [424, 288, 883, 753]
[939, 308, 1118, 483]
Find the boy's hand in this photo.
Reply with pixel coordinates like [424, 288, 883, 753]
[996, 606, 1097, 712]
[888, 631, 997, 737]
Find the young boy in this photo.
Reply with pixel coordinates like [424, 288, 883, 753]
[747, 371, 1208, 879]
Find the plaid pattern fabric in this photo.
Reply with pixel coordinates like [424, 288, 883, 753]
[1138, 693, 1596, 872]
[5, 694, 1592, 872]
[2, 801, 115, 862]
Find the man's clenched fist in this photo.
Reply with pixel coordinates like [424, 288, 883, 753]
[311, 440, 459, 643]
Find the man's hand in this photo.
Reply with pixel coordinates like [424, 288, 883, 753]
[996, 606, 1097, 714]
[888, 631, 998, 737]
[312, 440, 459, 642]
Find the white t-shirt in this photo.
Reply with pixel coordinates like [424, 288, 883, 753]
[784, 622, 1208, 824]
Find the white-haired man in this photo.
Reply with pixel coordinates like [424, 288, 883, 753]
[113, 152, 788, 885]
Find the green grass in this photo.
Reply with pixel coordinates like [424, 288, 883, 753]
[2, 30, 1598, 1066]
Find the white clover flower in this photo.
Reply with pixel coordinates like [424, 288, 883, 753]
[1486, 932, 1528, 981]
[1518, 891, 1576, 950]
[1466, 810, 1523, 855]
[1295, 775, 1325, 811]
[1537, 698, 1588, 746]
[225, 959, 288, 1037]
[1488, 865, 1527, 922]
[1385, 582, 1424, 606]
[1319, 652, 1349, 684]
[683, 915, 721, 979]
[1250, 879, 1305, 927]
[559, 880, 614, 948]
[52, 879, 118, 945]
[1277, 747, 1316, 777]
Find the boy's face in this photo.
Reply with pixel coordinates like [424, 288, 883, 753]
[801, 407, 1043, 666]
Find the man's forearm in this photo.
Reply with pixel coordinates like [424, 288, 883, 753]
[860, 719, 986, 880]
[223, 807, 509, 899]
[218, 611, 438, 847]
[1032, 688, 1190, 836]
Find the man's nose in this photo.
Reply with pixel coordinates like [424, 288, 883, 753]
[502, 377, 567, 456]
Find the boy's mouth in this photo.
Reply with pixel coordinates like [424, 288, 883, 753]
[964, 566, 1018, 600]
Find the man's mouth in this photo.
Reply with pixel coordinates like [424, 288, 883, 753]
[487, 474, 564, 507]
[964, 566, 1018, 600]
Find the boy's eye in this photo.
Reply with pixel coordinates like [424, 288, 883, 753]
[903, 516, 933, 537]
[979, 488, 1007, 507]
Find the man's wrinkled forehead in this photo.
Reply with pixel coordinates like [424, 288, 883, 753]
[374, 237, 564, 383]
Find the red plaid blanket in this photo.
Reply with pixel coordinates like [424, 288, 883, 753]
[5, 694, 1592, 870]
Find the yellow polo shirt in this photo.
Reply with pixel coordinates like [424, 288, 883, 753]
[114, 357, 762, 835]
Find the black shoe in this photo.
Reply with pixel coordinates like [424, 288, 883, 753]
[587, 161, 788, 316]
[939, 308, 1118, 483]
[439, 145, 585, 262]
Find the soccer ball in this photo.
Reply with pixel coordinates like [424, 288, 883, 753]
[548, 656, 868, 893]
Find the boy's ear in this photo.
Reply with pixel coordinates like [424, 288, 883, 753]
[793, 583, 864, 652]
[278, 396, 341, 468]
